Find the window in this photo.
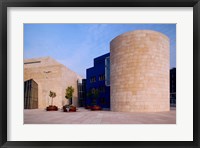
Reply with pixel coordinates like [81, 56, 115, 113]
[99, 74, 105, 81]
[90, 76, 96, 83]
[91, 88, 96, 94]
[24, 61, 41, 64]
[100, 98, 106, 105]
[99, 86, 105, 93]
[105, 57, 110, 86]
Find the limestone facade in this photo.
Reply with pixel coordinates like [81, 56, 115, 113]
[110, 30, 170, 112]
[24, 57, 82, 109]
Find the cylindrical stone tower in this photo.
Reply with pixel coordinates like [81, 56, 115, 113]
[110, 30, 169, 112]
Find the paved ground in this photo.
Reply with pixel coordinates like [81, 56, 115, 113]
[24, 107, 176, 124]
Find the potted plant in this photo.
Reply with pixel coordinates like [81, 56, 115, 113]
[85, 91, 92, 109]
[90, 89, 101, 111]
[46, 91, 58, 111]
[63, 104, 77, 112]
[63, 86, 76, 112]
[65, 86, 74, 105]
[69, 105, 76, 112]
[91, 105, 101, 111]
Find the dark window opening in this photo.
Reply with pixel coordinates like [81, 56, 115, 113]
[100, 98, 106, 105]
[24, 61, 41, 64]
[98, 86, 105, 93]
[99, 74, 105, 81]
[90, 76, 96, 83]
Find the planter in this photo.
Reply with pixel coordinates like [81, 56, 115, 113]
[63, 105, 76, 112]
[91, 105, 101, 111]
[46, 105, 58, 111]
[63, 106, 68, 112]
[69, 108, 76, 112]
[69, 106, 76, 112]
[85, 106, 91, 109]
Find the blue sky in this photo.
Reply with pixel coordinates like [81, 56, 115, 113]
[24, 24, 176, 78]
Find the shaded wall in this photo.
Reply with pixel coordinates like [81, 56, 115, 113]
[24, 57, 81, 109]
[86, 53, 110, 109]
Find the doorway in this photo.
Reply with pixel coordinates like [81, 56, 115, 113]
[24, 79, 38, 109]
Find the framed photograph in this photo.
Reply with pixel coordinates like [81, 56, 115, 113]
[0, 0, 199, 148]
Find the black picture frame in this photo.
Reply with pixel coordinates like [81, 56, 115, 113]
[0, 0, 199, 148]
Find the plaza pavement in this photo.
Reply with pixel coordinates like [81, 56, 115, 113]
[24, 107, 176, 124]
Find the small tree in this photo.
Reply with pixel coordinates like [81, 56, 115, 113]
[65, 86, 74, 105]
[87, 91, 92, 98]
[49, 91, 56, 106]
[92, 88, 99, 106]
[86, 90, 93, 106]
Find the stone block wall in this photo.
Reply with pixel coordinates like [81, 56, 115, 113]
[110, 30, 170, 112]
[24, 57, 82, 109]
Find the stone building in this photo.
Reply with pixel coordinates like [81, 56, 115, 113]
[110, 30, 170, 112]
[24, 57, 82, 109]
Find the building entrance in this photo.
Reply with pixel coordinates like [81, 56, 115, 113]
[24, 79, 38, 109]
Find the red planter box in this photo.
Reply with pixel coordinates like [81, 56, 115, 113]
[85, 106, 91, 109]
[46, 105, 58, 111]
[91, 105, 101, 111]
[63, 106, 76, 112]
